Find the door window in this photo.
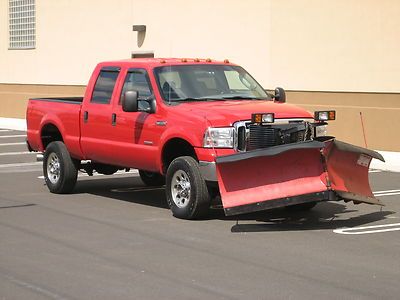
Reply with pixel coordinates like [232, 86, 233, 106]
[120, 69, 153, 102]
[91, 70, 120, 104]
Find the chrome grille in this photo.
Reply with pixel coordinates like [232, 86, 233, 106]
[234, 120, 310, 151]
[248, 125, 280, 150]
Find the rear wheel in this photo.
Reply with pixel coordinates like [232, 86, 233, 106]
[166, 156, 210, 219]
[139, 170, 165, 186]
[43, 141, 78, 194]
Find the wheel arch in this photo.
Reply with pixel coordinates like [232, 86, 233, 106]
[161, 137, 197, 174]
[40, 122, 64, 150]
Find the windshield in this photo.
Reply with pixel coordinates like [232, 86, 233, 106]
[154, 64, 271, 102]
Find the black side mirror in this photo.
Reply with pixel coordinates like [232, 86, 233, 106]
[122, 91, 138, 112]
[274, 87, 286, 103]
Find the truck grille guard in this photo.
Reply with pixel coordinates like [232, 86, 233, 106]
[233, 119, 314, 152]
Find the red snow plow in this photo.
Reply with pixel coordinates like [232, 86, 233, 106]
[216, 139, 385, 216]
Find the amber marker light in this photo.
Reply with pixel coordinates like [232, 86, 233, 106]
[181, 58, 187, 62]
[206, 58, 212, 62]
[194, 58, 200, 62]
[224, 59, 230, 63]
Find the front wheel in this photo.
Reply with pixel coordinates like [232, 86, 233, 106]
[43, 141, 78, 194]
[166, 156, 210, 220]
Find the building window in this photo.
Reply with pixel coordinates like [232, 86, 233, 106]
[9, 0, 36, 49]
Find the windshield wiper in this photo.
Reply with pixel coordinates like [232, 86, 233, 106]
[169, 98, 230, 102]
[220, 96, 269, 100]
[169, 98, 210, 102]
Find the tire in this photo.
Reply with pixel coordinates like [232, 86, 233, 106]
[166, 156, 210, 220]
[43, 141, 78, 194]
[139, 170, 165, 186]
[285, 201, 317, 212]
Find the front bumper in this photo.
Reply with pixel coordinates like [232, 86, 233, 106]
[199, 161, 217, 181]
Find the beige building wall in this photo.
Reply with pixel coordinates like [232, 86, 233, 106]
[1, 0, 399, 150]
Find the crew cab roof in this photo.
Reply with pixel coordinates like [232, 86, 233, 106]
[97, 58, 238, 69]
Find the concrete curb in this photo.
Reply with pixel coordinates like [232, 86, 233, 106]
[0, 117, 27, 131]
[1, 117, 399, 172]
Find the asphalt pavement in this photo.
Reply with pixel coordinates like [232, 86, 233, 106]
[0, 129, 399, 300]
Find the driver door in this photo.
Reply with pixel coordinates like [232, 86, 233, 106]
[108, 68, 161, 171]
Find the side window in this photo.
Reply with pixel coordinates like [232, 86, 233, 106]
[91, 70, 119, 104]
[120, 69, 152, 103]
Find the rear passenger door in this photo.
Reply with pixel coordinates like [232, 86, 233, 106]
[80, 66, 122, 164]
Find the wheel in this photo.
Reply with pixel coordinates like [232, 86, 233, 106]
[285, 201, 317, 212]
[139, 170, 165, 186]
[43, 141, 78, 194]
[166, 156, 210, 220]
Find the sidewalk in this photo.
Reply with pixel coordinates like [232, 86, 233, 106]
[1, 117, 399, 172]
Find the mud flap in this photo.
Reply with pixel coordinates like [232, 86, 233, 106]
[216, 140, 384, 216]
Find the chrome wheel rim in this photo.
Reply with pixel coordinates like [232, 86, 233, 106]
[171, 170, 191, 208]
[47, 152, 61, 184]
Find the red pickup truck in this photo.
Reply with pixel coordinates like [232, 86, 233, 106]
[27, 58, 384, 219]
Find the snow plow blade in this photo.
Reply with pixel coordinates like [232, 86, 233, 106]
[215, 139, 384, 216]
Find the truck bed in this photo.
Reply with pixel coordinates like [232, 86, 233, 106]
[27, 97, 84, 158]
[30, 97, 83, 104]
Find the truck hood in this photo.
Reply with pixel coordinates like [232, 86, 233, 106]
[174, 100, 313, 126]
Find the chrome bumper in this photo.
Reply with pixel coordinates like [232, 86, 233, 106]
[198, 161, 217, 181]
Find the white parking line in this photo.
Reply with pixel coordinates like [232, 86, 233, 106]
[0, 162, 41, 168]
[0, 151, 33, 156]
[0, 142, 26, 146]
[0, 129, 11, 132]
[373, 189, 400, 197]
[334, 223, 400, 235]
[369, 170, 382, 173]
[0, 135, 27, 138]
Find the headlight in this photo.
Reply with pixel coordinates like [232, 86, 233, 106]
[203, 127, 234, 148]
[252, 113, 274, 124]
[314, 124, 328, 137]
[314, 110, 336, 121]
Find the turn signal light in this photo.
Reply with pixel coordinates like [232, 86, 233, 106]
[252, 113, 274, 124]
[314, 110, 336, 121]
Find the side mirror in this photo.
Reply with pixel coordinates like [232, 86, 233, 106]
[274, 87, 286, 103]
[122, 91, 138, 112]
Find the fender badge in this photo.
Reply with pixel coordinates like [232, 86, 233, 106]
[156, 121, 167, 126]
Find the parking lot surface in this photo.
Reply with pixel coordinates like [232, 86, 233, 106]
[1, 129, 399, 299]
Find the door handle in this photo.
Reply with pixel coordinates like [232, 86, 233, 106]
[83, 111, 89, 123]
[111, 113, 117, 126]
